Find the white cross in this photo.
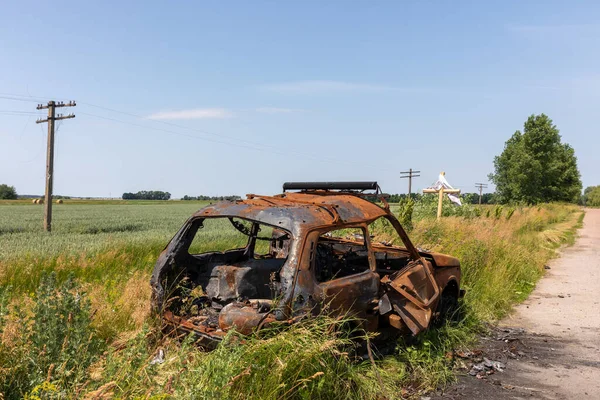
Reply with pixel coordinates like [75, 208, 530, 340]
[422, 172, 461, 219]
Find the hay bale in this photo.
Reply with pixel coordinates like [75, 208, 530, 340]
[56, 199, 63, 204]
[32, 199, 37, 204]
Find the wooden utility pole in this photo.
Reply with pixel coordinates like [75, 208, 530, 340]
[36, 101, 76, 232]
[400, 168, 420, 197]
[475, 183, 488, 205]
[422, 172, 461, 219]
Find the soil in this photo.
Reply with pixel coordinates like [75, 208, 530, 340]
[431, 208, 600, 400]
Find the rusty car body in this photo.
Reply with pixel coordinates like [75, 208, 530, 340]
[150, 182, 462, 349]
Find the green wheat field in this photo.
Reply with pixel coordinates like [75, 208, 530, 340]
[0, 200, 583, 399]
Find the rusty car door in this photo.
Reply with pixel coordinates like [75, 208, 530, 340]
[380, 258, 439, 335]
[370, 216, 441, 335]
[311, 227, 380, 325]
[318, 269, 380, 321]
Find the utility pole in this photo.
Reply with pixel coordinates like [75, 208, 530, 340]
[36, 100, 76, 232]
[475, 183, 488, 205]
[400, 168, 420, 198]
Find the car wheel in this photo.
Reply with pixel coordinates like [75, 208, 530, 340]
[433, 288, 460, 326]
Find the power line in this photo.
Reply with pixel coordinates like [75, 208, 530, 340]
[78, 111, 282, 152]
[77, 111, 387, 169]
[78, 101, 286, 151]
[0, 92, 63, 102]
[2, 91, 400, 170]
[0, 95, 46, 103]
[17, 124, 46, 164]
[0, 112, 40, 117]
[4, 93, 310, 153]
[0, 110, 42, 114]
[78, 101, 378, 168]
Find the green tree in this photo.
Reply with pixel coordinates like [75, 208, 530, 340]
[582, 186, 600, 207]
[489, 114, 581, 204]
[0, 184, 17, 200]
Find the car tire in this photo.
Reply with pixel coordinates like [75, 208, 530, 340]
[433, 288, 460, 327]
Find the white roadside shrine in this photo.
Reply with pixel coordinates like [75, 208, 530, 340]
[422, 172, 462, 219]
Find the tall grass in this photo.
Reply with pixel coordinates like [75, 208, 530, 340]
[0, 201, 583, 399]
[408, 204, 581, 320]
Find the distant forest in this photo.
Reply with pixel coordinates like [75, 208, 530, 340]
[122, 191, 171, 200]
[182, 195, 242, 201]
[119, 191, 497, 203]
[184, 193, 497, 204]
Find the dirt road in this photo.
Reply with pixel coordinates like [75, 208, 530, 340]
[435, 208, 600, 399]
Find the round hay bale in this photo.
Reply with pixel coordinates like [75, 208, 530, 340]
[38, 199, 44, 204]
[32, 199, 37, 204]
[56, 199, 63, 204]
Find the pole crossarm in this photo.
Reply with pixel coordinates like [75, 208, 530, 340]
[400, 168, 420, 196]
[36, 114, 75, 124]
[36, 101, 76, 110]
[423, 188, 461, 194]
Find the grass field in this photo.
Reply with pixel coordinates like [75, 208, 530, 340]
[0, 200, 583, 399]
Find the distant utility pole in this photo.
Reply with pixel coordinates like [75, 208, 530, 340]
[36, 100, 76, 232]
[400, 168, 420, 197]
[475, 183, 488, 205]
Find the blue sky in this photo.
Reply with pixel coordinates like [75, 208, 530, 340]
[1, 1, 598, 198]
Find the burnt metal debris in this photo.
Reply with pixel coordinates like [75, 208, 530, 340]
[150, 182, 463, 349]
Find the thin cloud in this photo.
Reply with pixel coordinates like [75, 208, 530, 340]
[147, 108, 233, 120]
[260, 80, 396, 94]
[255, 107, 303, 114]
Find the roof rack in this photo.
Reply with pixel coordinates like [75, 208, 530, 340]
[282, 181, 378, 192]
[282, 181, 389, 210]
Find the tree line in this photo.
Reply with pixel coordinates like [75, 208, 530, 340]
[582, 186, 600, 207]
[122, 191, 171, 200]
[182, 195, 242, 201]
[382, 193, 498, 204]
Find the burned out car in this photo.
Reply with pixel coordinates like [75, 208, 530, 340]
[151, 182, 463, 348]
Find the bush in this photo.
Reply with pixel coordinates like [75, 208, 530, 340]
[0, 184, 17, 200]
[582, 186, 600, 207]
[397, 198, 415, 231]
[0, 273, 103, 399]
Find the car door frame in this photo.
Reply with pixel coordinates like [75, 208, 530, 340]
[307, 223, 380, 326]
[370, 214, 440, 311]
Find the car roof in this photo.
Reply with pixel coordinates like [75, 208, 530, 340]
[191, 192, 389, 234]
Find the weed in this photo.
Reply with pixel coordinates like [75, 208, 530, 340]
[397, 198, 415, 231]
[494, 205, 503, 219]
[0, 273, 103, 399]
[506, 207, 516, 220]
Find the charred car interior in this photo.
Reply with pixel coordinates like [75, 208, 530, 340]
[151, 181, 463, 349]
